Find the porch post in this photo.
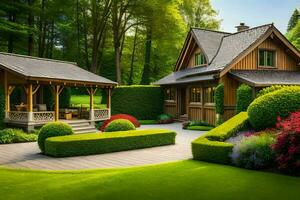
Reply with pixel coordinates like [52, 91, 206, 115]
[54, 85, 62, 121]
[89, 87, 94, 121]
[27, 84, 33, 122]
[106, 88, 112, 118]
[4, 71, 9, 119]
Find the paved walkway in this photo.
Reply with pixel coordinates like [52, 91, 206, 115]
[0, 123, 205, 170]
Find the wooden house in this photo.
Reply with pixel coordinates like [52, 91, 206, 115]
[0, 53, 117, 132]
[155, 23, 300, 125]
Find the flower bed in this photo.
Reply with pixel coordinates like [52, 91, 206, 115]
[45, 129, 176, 157]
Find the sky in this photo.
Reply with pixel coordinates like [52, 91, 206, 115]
[211, 0, 300, 33]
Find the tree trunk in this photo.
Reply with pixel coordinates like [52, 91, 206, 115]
[129, 26, 138, 85]
[83, 9, 89, 69]
[8, 0, 16, 53]
[76, 0, 81, 61]
[141, 26, 152, 85]
[27, 0, 34, 56]
[48, 20, 54, 58]
[115, 45, 121, 84]
[38, 0, 46, 57]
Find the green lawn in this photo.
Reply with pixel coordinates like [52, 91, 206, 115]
[1, 160, 299, 200]
[70, 95, 106, 109]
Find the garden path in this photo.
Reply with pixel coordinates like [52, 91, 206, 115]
[0, 123, 205, 170]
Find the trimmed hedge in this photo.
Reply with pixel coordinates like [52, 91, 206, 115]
[214, 83, 224, 115]
[256, 85, 290, 97]
[111, 85, 164, 120]
[192, 112, 249, 164]
[236, 84, 253, 113]
[104, 119, 136, 132]
[38, 122, 74, 153]
[45, 129, 176, 157]
[0, 87, 5, 129]
[248, 86, 300, 130]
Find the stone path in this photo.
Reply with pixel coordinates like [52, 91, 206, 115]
[0, 123, 205, 170]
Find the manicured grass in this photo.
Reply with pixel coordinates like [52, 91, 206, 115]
[70, 95, 106, 109]
[1, 160, 299, 200]
[186, 125, 214, 131]
[139, 119, 158, 125]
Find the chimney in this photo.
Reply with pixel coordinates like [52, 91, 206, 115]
[235, 23, 249, 32]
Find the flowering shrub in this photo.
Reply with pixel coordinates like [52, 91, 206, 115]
[157, 114, 174, 124]
[100, 114, 140, 131]
[104, 119, 136, 132]
[273, 111, 300, 174]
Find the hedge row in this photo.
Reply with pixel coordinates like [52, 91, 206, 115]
[45, 129, 176, 157]
[192, 112, 249, 164]
[111, 85, 164, 120]
[248, 86, 300, 130]
[236, 84, 253, 113]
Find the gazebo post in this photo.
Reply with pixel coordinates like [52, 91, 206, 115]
[106, 88, 111, 109]
[89, 87, 94, 121]
[4, 71, 9, 119]
[54, 85, 64, 121]
[27, 84, 33, 122]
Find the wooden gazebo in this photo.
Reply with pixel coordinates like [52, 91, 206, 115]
[0, 52, 117, 131]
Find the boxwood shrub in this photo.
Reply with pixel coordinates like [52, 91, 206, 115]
[248, 86, 300, 130]
[214, 83, 224, 115]
[45, 129, 176, 157]
[104, 119, 136, 132]
[0, 87, 5, 129]
[236, 84, 253, 113]
[192, 112, 249, 164]
[111, 85, 164, 120]
[38, 122, 74, 153]
[256, 85, 290, 97]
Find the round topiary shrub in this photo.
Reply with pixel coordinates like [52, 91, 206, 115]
[247, 86, 300, 130]
[236, 84, 253, 113]
[38, 122, 73, 153]
[104, 119, 136, 132]
[100, 114, 140, 131]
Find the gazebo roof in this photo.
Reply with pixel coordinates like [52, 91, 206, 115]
[0, 52, 117, 86]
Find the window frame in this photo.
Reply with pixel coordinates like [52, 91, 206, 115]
[164, 88, 176, 103]
[203, 87, 215, 105]
[195, 53, 207, 67]
[258, 49, 277, 68]
[189, 87, 202, 104]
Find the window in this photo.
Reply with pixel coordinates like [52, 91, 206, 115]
[259, 49, 275, 67]
[195, 53, 207, 66]
[165, 88, 176, 101]
[190, 87, 201, 103]
[204, 87, 215, 103]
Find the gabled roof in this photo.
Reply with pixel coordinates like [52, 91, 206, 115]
[0, 52, 117, 86]
[155, 23, 300, 85]
[191, 28, 230, 63]
[230, 70, 300, 87]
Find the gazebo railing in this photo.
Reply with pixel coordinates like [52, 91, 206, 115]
[93, 109, 110, 120]
[6, 111, 55, 123]
[6, 111, 29, 122]
[33, 112, 55, 122]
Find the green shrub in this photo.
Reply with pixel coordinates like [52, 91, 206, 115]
[214, 83, 224, 115]
[0, 129, 37, 144]
[248, 86, 300, 130]
[231, 134, 276, 169]
[157, 113, 174, 124]
[38, 122, 73, 153]
[256, 85, 291, 97]
[187, 126, 214, 131]
[104, 119, 136, 132]
[236, 84, 253, 113]
[45, 129, 176, 157]
[0, 87, 5, 129]
[59, 87, 71, 108]
[139, 120, 158, 125]
[192, 112, 249, 164]
[111, 85, 164, 120]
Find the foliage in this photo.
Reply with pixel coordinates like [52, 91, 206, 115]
[157, 114, 174, 124]
[273, 111, 300, 175]
[186, 126, 214, 131]
[287, 9, 299, 32]
[287, 20, 300, 50]
[59, 87, 71, 108]
[231, 134, 276, 169]
[183, 120, 213, 130]
[236, 84, 253, 113]
[100, 114, 140, 131]
[138, 120, 158, 125]
[111, 86, 164, 120]
[0, 87, 5, 129]
[70, 95, 104, 109]
[192, 112, 249, 164]
[45, 129, 176, 157]
[38, 122, 73, 153]
[104, 119, 136, 132]
[0, 129, 37, 144]
[43, 86, 54, 110]
[214, 83, 224, 115]
[1, 161, 300, 200]
[248, 86, 300, 130]
[256, 85, 289, 97]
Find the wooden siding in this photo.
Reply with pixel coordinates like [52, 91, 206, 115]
[233, 37, 299, 71]
[220, 74, 239, 105]
[165, 103, 178, 118]
[0, 69, 3, 85]
[187, 47, 202, 68]
[188, 105, 202, 120]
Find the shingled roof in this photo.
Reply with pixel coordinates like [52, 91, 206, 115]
[155, 24, 277, 85]
[0, 52, 117, 86]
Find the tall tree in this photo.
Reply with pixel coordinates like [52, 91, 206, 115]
[287, 20, 300, 50]
[287, 9, 300, 32]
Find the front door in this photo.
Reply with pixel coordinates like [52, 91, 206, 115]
[180, 88, 187, 115]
